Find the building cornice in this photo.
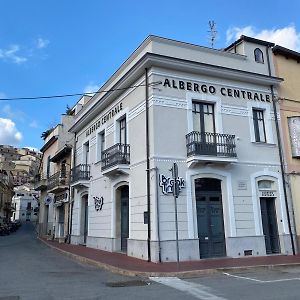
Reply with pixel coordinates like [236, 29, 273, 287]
[40, 136, 58, 153]
[70, 52, 283, 133]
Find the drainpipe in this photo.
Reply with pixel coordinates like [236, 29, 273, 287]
[145, 68, 151, 262]
[154, 167, 162, 262]
[266, 47, 296, 255]
[68, 132, 77, 243]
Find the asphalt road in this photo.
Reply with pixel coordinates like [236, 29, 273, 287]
[1, 223, 300, 300]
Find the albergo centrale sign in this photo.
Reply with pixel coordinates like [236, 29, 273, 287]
[86, 102, 123, 137]
[163, 78, 271, 102]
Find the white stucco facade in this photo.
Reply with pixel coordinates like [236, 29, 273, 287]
[69, 36, 294, 262]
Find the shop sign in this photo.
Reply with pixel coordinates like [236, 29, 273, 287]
[86, 102, 123, 137]
[163, 78, 271, 102]
[159, 174, 185, 195]
[288, 117, 300, 158]
[259, 190, 277, 198]
[44, 195, 52, 205]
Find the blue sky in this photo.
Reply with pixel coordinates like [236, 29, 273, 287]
[0, 0, 300, 150]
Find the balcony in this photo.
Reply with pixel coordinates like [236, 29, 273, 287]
[70, 164, 90, 189]
[186, 131, 237, 167]
[101, 143, 130, 176]
[34, 174, 47, 191]
[47, 171, 70, 193]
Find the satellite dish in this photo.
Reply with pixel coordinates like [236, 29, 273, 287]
[44, 195, 52, 205]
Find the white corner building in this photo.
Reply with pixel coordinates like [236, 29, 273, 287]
[69, 35, 294, 262]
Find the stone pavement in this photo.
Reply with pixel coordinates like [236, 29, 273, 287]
[39, 237, 300, 277]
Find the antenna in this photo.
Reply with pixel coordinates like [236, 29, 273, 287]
[208, 21, 217, 48]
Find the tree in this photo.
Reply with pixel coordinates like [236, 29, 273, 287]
[41, 128, 54, 140]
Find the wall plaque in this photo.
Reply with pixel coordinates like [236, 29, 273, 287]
[288, 117, 300, 158]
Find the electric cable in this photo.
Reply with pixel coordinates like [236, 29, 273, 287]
[0, 81, 162, 101]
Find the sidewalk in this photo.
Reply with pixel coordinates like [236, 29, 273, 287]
[39, 237, 300, 277]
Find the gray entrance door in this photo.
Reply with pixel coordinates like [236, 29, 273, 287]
[195, 178, 226, 258]
[260, 197, 280, 254]
[83, 198, 88, 244]
[120, 186, 129, 252]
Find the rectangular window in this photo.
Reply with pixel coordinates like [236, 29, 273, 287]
[83, 141, 90, 164]
[46, 156, 51, 178]
[253, 109, 266, 142]
[119, 117, 127, 144]
[192, 102, 215, 134]
[97, 131, 105, 161]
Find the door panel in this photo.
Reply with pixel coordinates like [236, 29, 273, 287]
[120, 187, 129, 252]
[196, 192, 226, 258]
[84, 199, 88, 244]
[260, 197, 280, 254]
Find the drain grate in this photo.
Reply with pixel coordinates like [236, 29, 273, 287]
[106, 280, 149, 287]
[0, 297, 20, 300]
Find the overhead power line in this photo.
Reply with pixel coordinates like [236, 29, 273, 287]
[0, 81, 162, 102]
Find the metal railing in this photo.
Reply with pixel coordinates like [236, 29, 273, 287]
[71, 164, 90, 183]
[186, 131, 237, 158]
[101, 143, 130, 171]
[47, 171, 70, 191]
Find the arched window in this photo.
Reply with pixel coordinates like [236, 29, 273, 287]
[254, 48, 264, 63]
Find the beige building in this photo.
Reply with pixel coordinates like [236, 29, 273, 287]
[0, 170, 14, 222]
[36, 113, 75, 242]
[273, 46, 300, 250]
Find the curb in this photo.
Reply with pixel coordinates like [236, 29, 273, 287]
[38, 237, 300, 278]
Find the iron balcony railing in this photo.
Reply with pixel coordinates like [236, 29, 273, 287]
[101, 143, 130, 171]
[34, 174, 48, 190]
[47, 171, 70, 191]
[71, 164, 90, 183]
[186, 131, 237, 158]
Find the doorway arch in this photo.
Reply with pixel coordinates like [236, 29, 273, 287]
[115, 185, 129, 252]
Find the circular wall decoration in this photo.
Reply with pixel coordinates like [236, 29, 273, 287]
[44, 195, 52, 205]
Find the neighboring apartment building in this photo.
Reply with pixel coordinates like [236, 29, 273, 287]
[11, 185, 39, 222]
[35, 113, 75, 241]
[273, 45, 300, 250]
[68, 35, 294, 262]
[0, 145, 41, 186]
[0, 170, 14, 222]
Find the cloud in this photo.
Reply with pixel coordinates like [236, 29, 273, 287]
[36, 38, 49, 49]
[226, 25, 300, 51]
[0, 44, 27, 64]
[84, 82, 100, 95]
[1, 104, 26, 122]
[0, 118, 22, 145]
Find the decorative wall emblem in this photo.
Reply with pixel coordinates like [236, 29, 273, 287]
[159, 174, 185, 195]
[93, 196, 104, 211]
[44, 195, 52, 205]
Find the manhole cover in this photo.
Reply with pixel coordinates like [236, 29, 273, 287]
[106, 280, 149, 287]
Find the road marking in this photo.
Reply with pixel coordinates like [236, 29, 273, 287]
[223, 272, 300, 283]
[150, 277, 227, 300]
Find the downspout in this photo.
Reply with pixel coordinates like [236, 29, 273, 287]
[145, 68, 151, 262]
[154, 167, 162, 262]
[68, 132, 76, 244]
[266, 47, 296, 255]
